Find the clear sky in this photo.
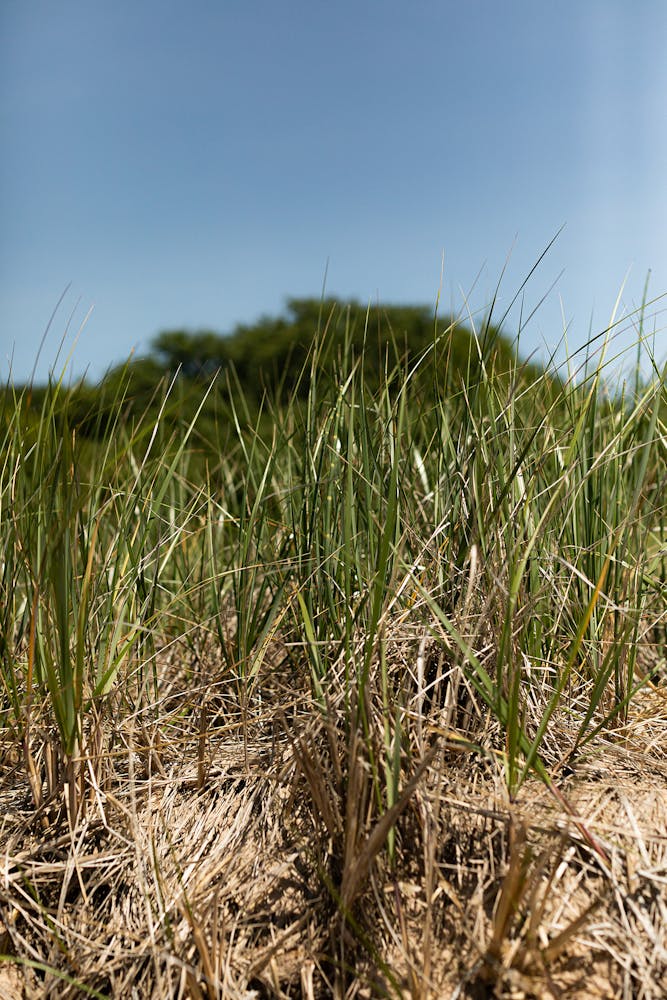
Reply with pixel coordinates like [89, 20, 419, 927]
[2, 0, 667, 384]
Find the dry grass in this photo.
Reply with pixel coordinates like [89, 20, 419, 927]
[2, 637, 666, 1000]
[4, 299, 667, 997]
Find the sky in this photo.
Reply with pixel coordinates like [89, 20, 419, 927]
[2, 0, 667, 384]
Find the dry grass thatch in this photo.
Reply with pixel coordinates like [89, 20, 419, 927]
[1, 636, 666, 1000]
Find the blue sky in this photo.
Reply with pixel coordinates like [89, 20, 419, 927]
[2, 0, 667, 384]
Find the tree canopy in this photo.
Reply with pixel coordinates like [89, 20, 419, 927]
[8, 298, 544, 447]
[145, 297, 529, 396]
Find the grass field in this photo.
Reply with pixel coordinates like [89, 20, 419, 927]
[1, 300, 667, 998]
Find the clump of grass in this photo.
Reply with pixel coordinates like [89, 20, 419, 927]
[1, 286, 666, 997]
[0, 366, 214, 821]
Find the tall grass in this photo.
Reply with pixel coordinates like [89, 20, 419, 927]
[1, 301, 666, 990]
[0, 368, 213, 817]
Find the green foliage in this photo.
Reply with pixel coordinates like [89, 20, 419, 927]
[1, 302, 665, 882]
[152, 297, 529, 398]
[152, 329, 231, 379]
[8, 298, 539, 447]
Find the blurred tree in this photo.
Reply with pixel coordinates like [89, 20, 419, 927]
[152, 330, 231, 379]
[13, 298, 540, 443]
